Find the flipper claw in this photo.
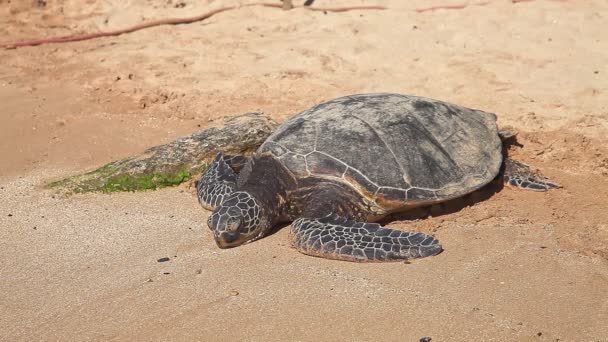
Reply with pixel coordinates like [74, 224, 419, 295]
[503, 159, 561, 192]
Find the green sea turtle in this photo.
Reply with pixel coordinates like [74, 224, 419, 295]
[197, 93, 559, 262]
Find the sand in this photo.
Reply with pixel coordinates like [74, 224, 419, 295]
[1, 0, 607, 340]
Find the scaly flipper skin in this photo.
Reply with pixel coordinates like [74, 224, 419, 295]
[197, 153, 249, 210]
[290, 215, 442, 262]
[287, 181, 442, 262]
[503, 159, 561, 191]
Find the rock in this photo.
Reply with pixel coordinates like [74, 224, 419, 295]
[48, 113, 277, 193]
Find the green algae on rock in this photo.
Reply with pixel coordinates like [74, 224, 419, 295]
[49, 113, 277, 193]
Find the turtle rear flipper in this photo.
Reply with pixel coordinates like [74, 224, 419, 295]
[503, 159, 561, 191]
[290, 215, 442, 262]
[197, 153, 249, 210]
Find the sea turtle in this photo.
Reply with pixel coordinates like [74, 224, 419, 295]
[197, 93, 559, 262]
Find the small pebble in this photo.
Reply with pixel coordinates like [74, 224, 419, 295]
[157, 257, 170, 262]
[420, 337, 432, 342]
[229, 290, 239, 296]
[7, 213, 12, 217]
[163, 272, 171, 275]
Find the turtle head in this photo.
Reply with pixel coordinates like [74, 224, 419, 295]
[207, 191, 269, 248]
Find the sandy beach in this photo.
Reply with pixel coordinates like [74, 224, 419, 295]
[1, 0, 607, 340]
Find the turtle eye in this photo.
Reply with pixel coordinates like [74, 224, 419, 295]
[225, 217, 242, 233]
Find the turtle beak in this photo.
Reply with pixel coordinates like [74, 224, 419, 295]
[214, 231, 242, 249]
[207, 201, 264, 248]
[211, 216, 249, 248]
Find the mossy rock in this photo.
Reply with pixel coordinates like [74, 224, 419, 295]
[49, 113, 277, 194]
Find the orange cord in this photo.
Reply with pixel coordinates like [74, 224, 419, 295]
[0, 1, 572, 49]
[0, 3, 386, 49]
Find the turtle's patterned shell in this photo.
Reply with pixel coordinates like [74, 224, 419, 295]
[258, 93, 502, 211]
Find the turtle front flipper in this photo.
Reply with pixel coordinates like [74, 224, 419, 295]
[503, 159, 561, 191]
[197, 153, 249, 210]
[290, 215, 442, 262]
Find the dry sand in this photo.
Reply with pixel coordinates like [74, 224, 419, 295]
[1, 0, 607, 340]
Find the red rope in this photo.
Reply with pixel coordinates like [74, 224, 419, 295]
[416, 1, 490, 13]
[0, 3, 386, 49]
[0, 1, 572, 49]
[416, 0, 572, 12]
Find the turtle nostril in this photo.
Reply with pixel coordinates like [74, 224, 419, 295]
[220, 231, 239, 244]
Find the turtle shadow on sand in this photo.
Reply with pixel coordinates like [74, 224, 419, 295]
[380, 182, 502, 224]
